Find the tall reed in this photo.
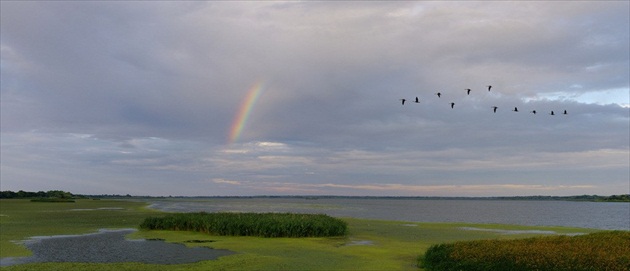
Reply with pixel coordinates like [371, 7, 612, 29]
[140, 212, 348, 238]
[420, 231, 630, 271]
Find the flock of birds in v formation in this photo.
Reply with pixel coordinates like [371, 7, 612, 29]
[399, 85, 568, 116]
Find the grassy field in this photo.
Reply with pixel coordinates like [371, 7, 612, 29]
[0, 199, 601, 270]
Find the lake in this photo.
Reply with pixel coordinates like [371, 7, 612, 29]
[148, 198, 630, 230]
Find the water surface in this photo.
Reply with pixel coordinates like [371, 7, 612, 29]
[0, 229, 233, 267]
[148, 198, 630, 230]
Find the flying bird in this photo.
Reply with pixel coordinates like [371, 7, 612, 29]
[492, 106, 498, 113]
[550, 111, 555, 115]
[513, 107, 518, 112]
[563, 110, 568, 115]
[530, 110, 537, 114]
[400, 99, 406, 105]
[450, 102, 455, 109]
[487, 85, 492, 91]
[435, 92, 442, 98]
[466, 89, 471, 95]
[414, 97, 420, 103]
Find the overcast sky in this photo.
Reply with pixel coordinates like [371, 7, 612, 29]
[1, 1, 628, 196]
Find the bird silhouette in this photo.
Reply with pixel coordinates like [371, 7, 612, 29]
[550, 111, 555, 115]
[487, 85, 492, 91]
[563, 110, 568, 115]
[466, 89, 471, 95]
[400, 99, 406, 105]
[492, 106, 498, 113]
[436, 92, 442, 98]
[530, 110, 537, 114]
[414, 97, 420, 103]
[450, 102, 455, 109]
[513, 107, 518, 112]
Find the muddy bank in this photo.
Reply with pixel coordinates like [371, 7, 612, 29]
[0, 229, 234, 266]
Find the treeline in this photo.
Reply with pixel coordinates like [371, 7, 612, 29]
[173, 195, 630, 202]
[2, 190, 628, 202]
[602, 194, 630, 202]
[0, 190, 85, 199]
[492, 194, 630, 202]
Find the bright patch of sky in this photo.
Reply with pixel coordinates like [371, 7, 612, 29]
[526, 87, 630, 107]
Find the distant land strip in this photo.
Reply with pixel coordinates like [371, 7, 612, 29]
[1, 190, 628, 202]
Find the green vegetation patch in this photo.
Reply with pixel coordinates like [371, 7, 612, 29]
[29, 198, 75, 203]
[139, 212, 348, 238]
[420, 231, 630, 271]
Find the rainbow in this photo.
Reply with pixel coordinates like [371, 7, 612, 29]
[228, 82, 264, 144]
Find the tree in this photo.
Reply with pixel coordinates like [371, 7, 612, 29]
[46, 190, 73, 199]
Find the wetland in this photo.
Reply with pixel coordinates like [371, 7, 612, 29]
[1, 229, 233, 267]
[1, 198, 626, 270]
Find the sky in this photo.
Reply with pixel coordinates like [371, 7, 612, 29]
[1, 1, 629, 197]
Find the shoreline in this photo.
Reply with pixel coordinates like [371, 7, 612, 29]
[74, 194, 630, 203]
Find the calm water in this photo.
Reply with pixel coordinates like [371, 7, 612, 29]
[0, 229, 234, 267]
[148, 198, 630, 230]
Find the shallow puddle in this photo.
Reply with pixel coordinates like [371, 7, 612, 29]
[0, 229, 234, 266]
[345, 240, 374, 246]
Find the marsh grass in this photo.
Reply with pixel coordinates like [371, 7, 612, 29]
[139, 212, 348, 237]
[1, 199, 601, 270]
[420, 231, 630, 271]
[29, 198, 75, 203]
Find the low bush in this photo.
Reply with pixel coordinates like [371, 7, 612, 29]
[139, 212, 348, 238]
[420, 231, 630, 271]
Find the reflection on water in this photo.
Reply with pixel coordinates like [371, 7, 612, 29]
[0, 229, 233, 267]
[148, 198, 630, 230]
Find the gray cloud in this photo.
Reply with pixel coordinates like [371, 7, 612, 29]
[1, 1, 628, 196]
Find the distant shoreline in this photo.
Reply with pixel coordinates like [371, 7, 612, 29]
[86, 194, 630, 202]
[2, 190, 629, 202]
